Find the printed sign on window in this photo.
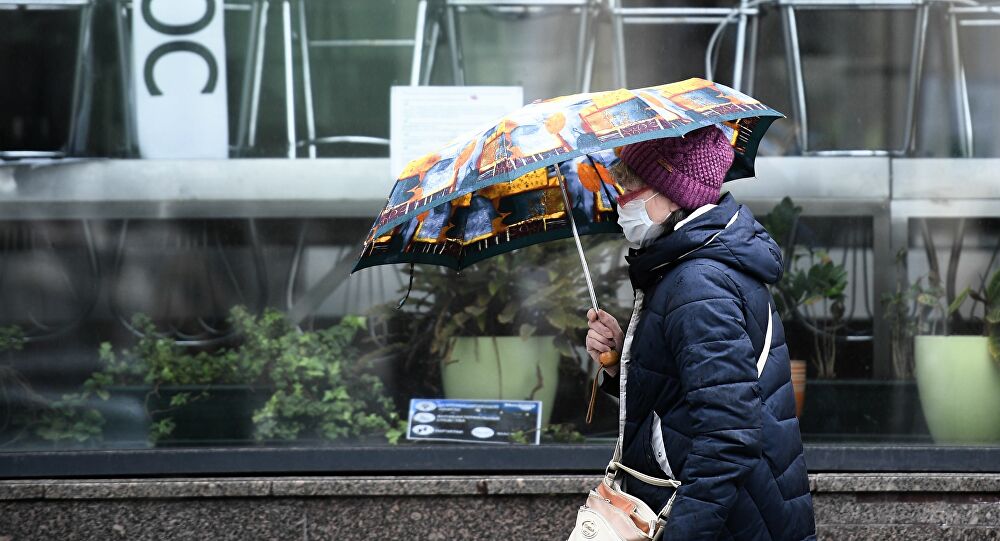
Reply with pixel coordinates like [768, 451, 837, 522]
[390, 86, 523, 180]
[407, 398, 542, 445]
[132, 0, 229, 158]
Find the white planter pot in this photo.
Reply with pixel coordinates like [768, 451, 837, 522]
[915, 336, 1000, 443]
[442, 336, 560, 425]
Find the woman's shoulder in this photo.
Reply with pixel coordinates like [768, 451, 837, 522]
[645, 258, 743, 315]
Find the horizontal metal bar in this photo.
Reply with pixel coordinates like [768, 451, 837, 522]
[739, 199, 887, 218]
[0, 150, 66, 159]
[891, 199, 1000, 219]
[949, 6, 1000, 15]
[737, 156, 892, 200]
[448, 0, 590, 6]
[118, 1, 255, 11]
[777, 0, 923, 7]
[892, 158, 1000, 200]
[0, 158, 393, 220]
[2, 157, 997, 221]
[803, 150, 893, 157]
[0, 0, 89, 5]
[622, 16, 746, 25]
[2, 444, 1000, 479]
[300, 136, 390, 146]
[959, 19, 1000, 26]
[613, 7, 759, 16]
[310, 39, 416, 48]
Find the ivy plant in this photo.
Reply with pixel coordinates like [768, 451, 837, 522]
[29, 308, 402, 446]
[227, 307, 404, 443]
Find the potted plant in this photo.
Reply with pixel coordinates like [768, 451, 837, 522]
[761, 197, 849, 417]
[911, 268, 1000, 443]
[29, 308, 403, 446]
[374, 240, 610, 426]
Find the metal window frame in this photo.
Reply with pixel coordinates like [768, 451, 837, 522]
[2, 444, 1000, 479]
[607, 0, 761, 93]
[441, 0, 598, 92]
[0, 0, 94, 160]
[778, 0, 930, 156]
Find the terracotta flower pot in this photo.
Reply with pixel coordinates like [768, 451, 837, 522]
[789, 360, 807, 418]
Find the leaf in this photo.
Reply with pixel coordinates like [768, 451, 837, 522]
[464, 305, 487, 317]
[509, 430, 529, 444]
[917, 293, 938, 307]
[988, 269, 1000, 303]
[519, 323, 536, 340]
[990, 333, 1000, 368]
[948, 287, 971, 315]
[553, 336, 574, 358]
[497, 302, 518, 324]
[169, 393, 191, 408]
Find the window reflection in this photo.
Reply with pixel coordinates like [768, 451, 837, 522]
[1, 1, 999, 454]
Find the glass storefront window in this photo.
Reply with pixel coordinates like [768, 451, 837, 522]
[1, 1, 999, 473]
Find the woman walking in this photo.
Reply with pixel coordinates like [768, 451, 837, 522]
[586, 125, 816, 540]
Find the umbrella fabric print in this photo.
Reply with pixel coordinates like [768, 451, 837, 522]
[355, 151, 621, 272]
[368, 78, 782, 241]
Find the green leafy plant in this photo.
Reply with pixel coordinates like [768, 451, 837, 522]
[884, 265, 1000, 369]
[227, 308, 403, 443]
[985, 270, 1000, 366]
[0, 326, 45, 447]
[371, 238, 626, 397]
[762, 197, 849, 378]
[0, 326, 24, 353]
[29, 308, 401, 445]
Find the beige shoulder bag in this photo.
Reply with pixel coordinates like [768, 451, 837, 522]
[568, 297, 773, 541]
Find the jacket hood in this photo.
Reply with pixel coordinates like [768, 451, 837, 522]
[626, 193, 783, 290]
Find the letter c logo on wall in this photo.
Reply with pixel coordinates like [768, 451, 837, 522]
[133, 0, 229, 158]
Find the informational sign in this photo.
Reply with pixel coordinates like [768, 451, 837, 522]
[390, 86, 523, 179]
[132, 0, 229, 158]
[407, 398, 542, 445]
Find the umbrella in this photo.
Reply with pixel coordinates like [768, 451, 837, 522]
[354, 77, 782, 303]
[354, 78, 782, 423]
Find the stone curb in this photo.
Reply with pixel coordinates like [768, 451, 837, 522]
[2, 474, 999, 501]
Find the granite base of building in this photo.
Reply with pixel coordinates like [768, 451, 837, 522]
[1, 474, 999, 540]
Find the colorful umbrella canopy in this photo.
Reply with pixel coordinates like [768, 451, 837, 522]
[354, 78, 783, 273]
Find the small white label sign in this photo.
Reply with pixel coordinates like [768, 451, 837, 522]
[390, 86, 523, 180]
[132, 0, 229, 158]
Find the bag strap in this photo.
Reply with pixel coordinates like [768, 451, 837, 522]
[610, 461, 681, 489]
[607, 301, 777, 521]
[756, 304, 773, 377]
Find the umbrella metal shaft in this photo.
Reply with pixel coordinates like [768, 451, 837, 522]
[557, 172, 600, 314]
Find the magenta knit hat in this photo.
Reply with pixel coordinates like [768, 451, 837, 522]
[618, 126, 735, 210]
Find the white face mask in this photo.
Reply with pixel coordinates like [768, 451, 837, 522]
[617, 191, 668, 249]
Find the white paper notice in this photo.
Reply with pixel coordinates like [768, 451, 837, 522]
[390, 86, 523, 180]
[132, 0, 229, 158]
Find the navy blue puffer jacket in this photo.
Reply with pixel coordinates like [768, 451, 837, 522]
[608, 193, 815, 541]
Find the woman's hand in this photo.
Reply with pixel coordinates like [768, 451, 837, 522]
[586, 309, 624, 368]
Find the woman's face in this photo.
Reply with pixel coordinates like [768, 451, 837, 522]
[618, 184, 681, 224]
